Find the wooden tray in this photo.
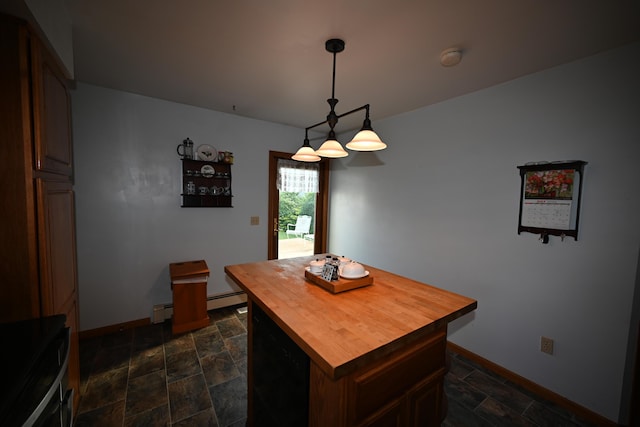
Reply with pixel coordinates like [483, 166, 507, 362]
[304, 269, 373, 294]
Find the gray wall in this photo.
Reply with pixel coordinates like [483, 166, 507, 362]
[72, 83, 298, 330]
[329, 42, 640, 422]
[72, 42, 639, 423]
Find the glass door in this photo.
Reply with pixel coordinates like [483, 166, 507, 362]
[268, 151, 329, 260]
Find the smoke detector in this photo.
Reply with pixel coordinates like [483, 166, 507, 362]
[440, 48, 463, 67]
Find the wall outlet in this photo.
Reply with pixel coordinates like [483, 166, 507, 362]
[250, 216, 259, 225]
[541, 336, 554, 355]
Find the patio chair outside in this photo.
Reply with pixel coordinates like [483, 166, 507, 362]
[286, 215, 312, 239]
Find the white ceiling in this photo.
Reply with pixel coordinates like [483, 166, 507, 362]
[66, 0, 639, 132]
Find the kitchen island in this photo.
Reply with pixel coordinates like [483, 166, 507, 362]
[225, 256, 477, 427]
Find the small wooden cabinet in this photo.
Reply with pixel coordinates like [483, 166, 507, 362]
[169, 260, 210, 334]
[181, 159, 232, 207]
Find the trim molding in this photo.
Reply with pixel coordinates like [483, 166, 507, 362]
[152, 291, 247, 323]
[447, 342, 617, 427]
[79, 292, 247, 340]
[79, 317, 150, 340]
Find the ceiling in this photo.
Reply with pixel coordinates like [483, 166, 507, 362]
[66, 0, 639, 133]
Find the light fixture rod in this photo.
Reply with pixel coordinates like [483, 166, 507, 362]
[304, 104, 369, 133]
[331, 43, 337, 101]
[304, 39, 367, 134]
[336, 104, 369, 121]
[325, 39, 344, 100]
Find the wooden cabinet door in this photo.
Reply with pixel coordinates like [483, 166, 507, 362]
[407, 375, 444, 427]
[36, 178, 80, 409]
[36, 179, 77, 315]
[31, 38, 73, 176]
[358, 400, 403, 427]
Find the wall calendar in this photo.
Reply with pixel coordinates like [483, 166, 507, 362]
[517, 161, 587, 243]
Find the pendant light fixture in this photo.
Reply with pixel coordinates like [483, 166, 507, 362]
[291, 129, 321, 162]
[292, 39, 386, 162]
[346, 106, 387, 151]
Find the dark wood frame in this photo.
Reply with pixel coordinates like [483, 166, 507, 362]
[267, 151, 329, 260]
[517, 161, 587, 243]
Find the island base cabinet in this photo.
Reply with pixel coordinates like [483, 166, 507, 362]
[247, 301, 448, 426]
[308, 326, 447, 427]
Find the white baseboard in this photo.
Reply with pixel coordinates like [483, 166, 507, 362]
[152, 291, 247, 324]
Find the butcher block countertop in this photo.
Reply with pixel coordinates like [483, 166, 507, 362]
[225, 255, 477, 380]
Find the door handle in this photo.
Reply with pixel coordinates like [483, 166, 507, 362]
[273, 218, 279, 236]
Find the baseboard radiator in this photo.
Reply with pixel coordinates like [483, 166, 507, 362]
[152, 291, 247, 324]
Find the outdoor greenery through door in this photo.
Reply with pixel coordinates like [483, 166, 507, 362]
[279, 192, 315, 239]
[278, 192, 316, 258]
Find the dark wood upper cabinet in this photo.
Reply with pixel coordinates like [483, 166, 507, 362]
[32, 35, 74, 176]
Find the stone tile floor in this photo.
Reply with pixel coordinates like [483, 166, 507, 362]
[76, 304, 598, 426]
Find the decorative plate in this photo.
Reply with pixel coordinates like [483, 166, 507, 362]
[197, 144, 217, 161]
[201, 164, 215, 178]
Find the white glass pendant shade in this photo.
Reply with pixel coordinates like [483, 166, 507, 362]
[346, 129, 387, 151]
[292, 145, 321, 162]
[315, 138, 348, 158]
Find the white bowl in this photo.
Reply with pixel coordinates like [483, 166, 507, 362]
[309, 258, 325, 273]
[340, 261, 366, 278]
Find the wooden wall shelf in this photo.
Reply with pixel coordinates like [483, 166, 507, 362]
[180, 159, 232, 208]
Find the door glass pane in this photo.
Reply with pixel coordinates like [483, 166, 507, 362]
[277, 159, 318, 259]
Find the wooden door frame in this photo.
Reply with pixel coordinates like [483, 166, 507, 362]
[267, 151, 329, 260]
